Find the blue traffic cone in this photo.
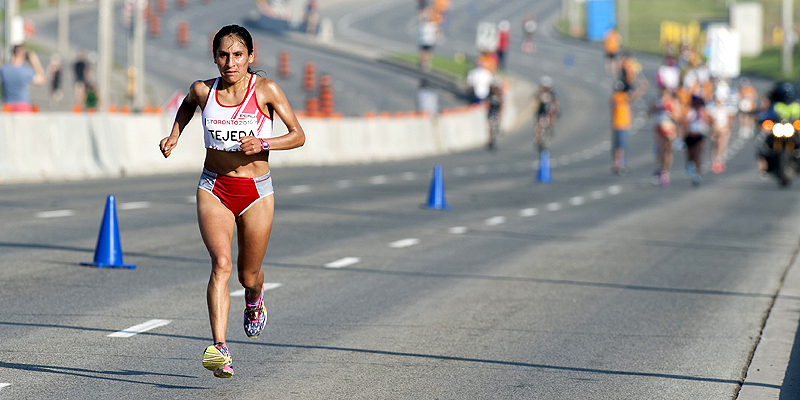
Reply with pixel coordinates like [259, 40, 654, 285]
[426, 163, 452, 210]
[81, 195, 136, 269]
[537, 149, 552, 183]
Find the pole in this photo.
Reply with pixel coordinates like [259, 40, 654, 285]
[133, 0, 145, 110]
[58, 0, 69, 57]
[782, 0, 792, 76]
[619, 0, 628, 44]
[5, 0, 18, 58]
[98, 0, 113, 110]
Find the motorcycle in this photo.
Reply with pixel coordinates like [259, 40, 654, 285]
[758, 118, 800, 186]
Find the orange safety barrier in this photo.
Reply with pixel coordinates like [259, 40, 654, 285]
[87, 108, 97, 113]
[177, 21, 189, 47]
[32, 105, 40, 113]
[149, 14, 161, 37]
[303, 61, 315, 92]
[363, 111, 377, 119]
[278, 50, 290, 79]
[72, 104, 83, 113]
[108, 105, 118, 113]
[120, 105, 131, 114]
[2, 104, 11, 112]
[319, 74, 334, 115]
[177, 0, 187, 9]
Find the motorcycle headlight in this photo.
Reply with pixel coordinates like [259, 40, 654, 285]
[773, 123, 796, 137]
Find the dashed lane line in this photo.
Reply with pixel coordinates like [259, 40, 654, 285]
[546, 202, 562, 212]
[108, 319, 172, 338]
[590, 190, 605, 200]
[0, 383, 9, 391]
[119, 201, 151, 210]
[290, 185, 311, 194]
[485, 216, 506, 226]
[324, 257, 361, 268]
[336, 180, 351, 189]
[569, 196, 585, 206]
[401, 172, 417, 181]
[230, 283, 284, 296]
[519, 208, 538, 217]
[36, 210, 75, 218]
[449, 226, 468, 234]
[608, 185, 623, 195]
[389, 238, 420, 248]
[370, 175, 388, 185]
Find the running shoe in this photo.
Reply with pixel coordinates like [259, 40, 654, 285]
[660, 172, 670, 188]
[691, 173, 702, 187]
[244, 284, 267, 338]
[203, 342, 233, 378]
[686, 161, 696, 177]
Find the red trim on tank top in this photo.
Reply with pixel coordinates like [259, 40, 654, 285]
[214, 74, 253, 108]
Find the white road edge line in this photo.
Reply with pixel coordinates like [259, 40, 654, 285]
[0, 383, 10, 390]
[390, 238, 420, 248]
[449, 226, 468, 234]
[36, 210, 75, 218]
[230, 283, 283, 296]
[324, 257, 361, 268]
[108, 319, 171, 338]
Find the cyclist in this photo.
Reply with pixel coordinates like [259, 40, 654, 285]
[534, 76, 559, 153]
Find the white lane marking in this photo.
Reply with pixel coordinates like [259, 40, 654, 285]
[336, 180, 351, 189]
[590, 190, 605, 200]
[608, 185, 622, 195]
[36, 210, 76, 218]
[582, 149, 593, 159]
[390, 238, 420, 248]
[119, 201, 150, 210]
[449, 226, 468, 234]
[474, 165, 489, 174]
[186, 196, 197, 203]
[547, 202, 562, 211]
[569, 196, 585, 206]
[370, 175, 388, 185]
[108, 319, 171, 338]
[519, 208, 538, 217]
[401, 172, 417, 181]
[290, 185, 311, 194]
[0, 383, 9, 390]
[558, 155, 570, 165]
[324, 257, 361, 268]
[485, 216, 506, 226]
[230, 283, 283, 296]
[453, 167, 469, 176]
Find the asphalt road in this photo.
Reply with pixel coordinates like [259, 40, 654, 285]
[2, 0, 799, 399]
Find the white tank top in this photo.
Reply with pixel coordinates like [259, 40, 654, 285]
[202, 74, 272, 152]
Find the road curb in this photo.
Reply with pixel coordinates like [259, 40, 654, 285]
[738, 246, 800, 398]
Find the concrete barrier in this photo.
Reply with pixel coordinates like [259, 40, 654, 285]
[0, 77, 532, 184]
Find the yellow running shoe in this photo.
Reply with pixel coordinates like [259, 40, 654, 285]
[203, 343, 234, 378]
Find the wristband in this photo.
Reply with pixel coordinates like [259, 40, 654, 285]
[259, 138, 270, 151]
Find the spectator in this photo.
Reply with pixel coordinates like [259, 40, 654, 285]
[466, 59, 493, 103]
[304, 0, 319, 34]
[604, 26, 622, 75]
[0, 44, 45, 112]
[496, 20, 510, 71]
[47, 53, 64, 106]
[416, 78, 438, 115]
[74, 51, 89, 104]
[417, 11, 438, 71]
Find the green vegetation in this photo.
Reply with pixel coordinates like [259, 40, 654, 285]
[741, 47, 800, 81]
[391, 53, 475, 80]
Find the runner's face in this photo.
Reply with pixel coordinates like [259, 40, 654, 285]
[214, 36, 253, 83]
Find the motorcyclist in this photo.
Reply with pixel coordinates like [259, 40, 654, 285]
[757, 82, 800, 181]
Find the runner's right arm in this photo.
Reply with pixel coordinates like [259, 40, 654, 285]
[160, 80, 208, 158]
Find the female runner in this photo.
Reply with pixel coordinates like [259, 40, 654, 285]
[160, 24, 305, 378]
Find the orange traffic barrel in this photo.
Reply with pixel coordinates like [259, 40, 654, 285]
[278, 50, 290, 79]
[305, 97, 319, 115]
[177, 0, 187, 8]
[72, 104, 83, 113]
[177, 21, 189, 47]
[149, 14, 161, 37]
[303, 61, 316, 92]
[157, 0, 166, 14]
[319, 74, 334, 115]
